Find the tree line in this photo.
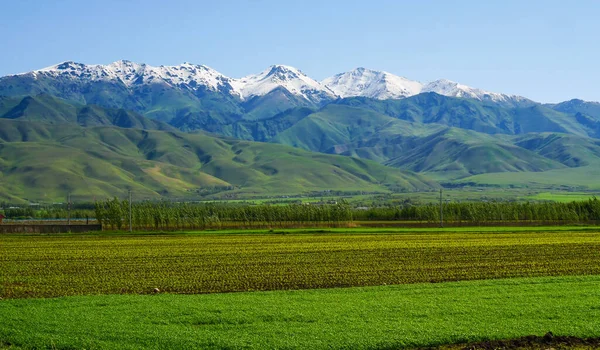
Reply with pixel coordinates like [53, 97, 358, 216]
[352, 199, 600, 223]
[7, 197, 600, 229]
[94, 198, 354, 230]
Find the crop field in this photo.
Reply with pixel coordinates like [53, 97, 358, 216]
[2, 229, 600, 299]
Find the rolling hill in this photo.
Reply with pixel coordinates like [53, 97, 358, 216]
[0, 119, 438, 202]
[249, 105, 568, 180]
[2, 94, 599, 191]
[332, 94, 592, 137]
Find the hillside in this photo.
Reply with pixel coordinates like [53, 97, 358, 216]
[259, 105, 567, 179]
[384, 129, 566, 180]
[0, 120, 438, 202]
[0, 94, 174, 130]
[514, 133, 600, 167]
[332, 94, 592, 137]
[2, 96, 599, 192]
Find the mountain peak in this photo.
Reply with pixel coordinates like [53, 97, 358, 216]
[239, 65, 335, 103]
[322, 68, 423, 100]
[38, 61, 86, 72]
[422, 79, 531, 106]
[263, 65, 302, 81]
[268, 64, 299, 71]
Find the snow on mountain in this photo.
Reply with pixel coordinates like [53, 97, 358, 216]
[26, 61, 336, 104]
[33, 60, 242, 96]
[17, 61, 532, 105]
[322, 69, 531, 105]
[421, 79, 529, 104]
[322, 67, 423, 100]
[238, 65, 336, 103]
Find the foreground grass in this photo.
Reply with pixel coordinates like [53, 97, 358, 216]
[2, 231, 600, 298]
[1, 276, 599, 349]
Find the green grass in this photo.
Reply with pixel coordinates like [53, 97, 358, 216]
[455, 164, 600, 190]
[0, 275, 599, 349]
[2, 230, 600, 298]
[526, 192, 596, 202]
[204, 188, 599, 205]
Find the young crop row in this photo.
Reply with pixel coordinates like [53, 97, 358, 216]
[2, 232, 600, 298]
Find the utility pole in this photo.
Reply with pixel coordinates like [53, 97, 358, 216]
[129, 190, 133, 232]
[67, 193, 71, 226]
[439, 189, 443, 228]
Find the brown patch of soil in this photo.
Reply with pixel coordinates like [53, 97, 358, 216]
[432, 333, 600, 350]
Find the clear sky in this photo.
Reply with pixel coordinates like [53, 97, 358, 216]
[1, 0, 598, 103]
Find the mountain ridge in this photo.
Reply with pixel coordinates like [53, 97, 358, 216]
[6, 60, 547, 105]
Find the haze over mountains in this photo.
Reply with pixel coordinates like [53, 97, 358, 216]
[2, 60, 600, 201]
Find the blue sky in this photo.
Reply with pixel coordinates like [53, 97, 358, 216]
[1, 0, 598, 103]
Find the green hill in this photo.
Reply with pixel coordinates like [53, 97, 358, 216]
[263, 105, 566, 180]
[187, 107, 315, 140]
[0, 95, 174, 131]
[550, 99, 600, 120]
[332, 94, 594, 137]
[3, 89, 600, 193]
[454, 165, 600, 190]
[272, 105, 443, 159]
[0, 120, 438, 202]
[384, 129, 565, 180]
[513, 133, 600, 167]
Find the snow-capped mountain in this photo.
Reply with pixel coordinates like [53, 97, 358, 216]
[322, 67, 423, 100]
[34, 60, 242, 96]
[422, 79, 531, 105]
[238, 65, 336, 104]
[14, 60, 533, 106]
[322, 69, 531, 106]
[24, 61, 337, 104]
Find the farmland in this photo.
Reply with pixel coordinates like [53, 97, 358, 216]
[2, 228, 600, 349]
[2, 229, 600, 298]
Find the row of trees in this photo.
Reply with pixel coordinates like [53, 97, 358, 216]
[89, 197, 600, 230]
[95, 198, 354, 230]
[353, 199, 600, 223]
[1, 207, 95, 220]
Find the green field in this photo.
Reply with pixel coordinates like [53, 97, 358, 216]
[229, 188, 600, 207]
[525, 191, 597, 202]
[2, 229, 600, 349]
[1, 276, 599, 349]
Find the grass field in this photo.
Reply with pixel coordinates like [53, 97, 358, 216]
[525, 192, 596, 202]
[455, 164, 600, 190]
[222, 188, 600, 207]
[1, 276, 599, 349]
